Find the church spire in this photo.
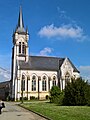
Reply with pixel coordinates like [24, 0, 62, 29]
[18, 6, 24, 28]
[16, 6, 25, 33]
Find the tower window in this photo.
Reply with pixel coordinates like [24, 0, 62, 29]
[22, 42, 26, 54]
[19, 42, 26, 55]
[19, 42, 21, 53]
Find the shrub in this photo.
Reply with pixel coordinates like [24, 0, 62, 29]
[30, 96, 36, 100]
[23, 97, 28, 100]
[49, 86, 63, 104]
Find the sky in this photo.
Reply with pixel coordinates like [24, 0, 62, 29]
[0, 0, 90, 81]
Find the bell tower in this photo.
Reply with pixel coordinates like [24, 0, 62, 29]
[13, 6, 29, 61]
[11, 7, 29, 100]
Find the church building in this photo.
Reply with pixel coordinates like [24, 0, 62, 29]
[11, 7, 80, 101]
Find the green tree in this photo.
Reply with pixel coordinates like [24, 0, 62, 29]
[84, 82, 90, 106]
[63, 78, 90, 106]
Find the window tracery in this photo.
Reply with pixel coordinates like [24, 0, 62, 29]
[32, 75, 36, 91]
[52, 76, 56, 86]
[21, 75, 25, 91]
[19, 41, 26, 55]
[42, 76, 47, 91]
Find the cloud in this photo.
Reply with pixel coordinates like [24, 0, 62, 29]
[30, 47, 54, 57]
[57, 6, 76, 24]
[79, 66, 90, 82]
[38, 7, 88, 42]
[38, 24, 87, 41]
[39, 47, 53, 56]
[0, 67, 10, 82]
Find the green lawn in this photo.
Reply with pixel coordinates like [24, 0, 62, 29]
[21, 102, 90, 120]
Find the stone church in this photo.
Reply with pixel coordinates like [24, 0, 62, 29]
[11, 7, 80, 101]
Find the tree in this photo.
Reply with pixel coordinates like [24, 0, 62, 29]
[84, 82, 90, 106]
[63, 78, 90, 106]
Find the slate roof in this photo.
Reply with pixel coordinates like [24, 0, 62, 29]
[19, 56, 65, 71]
[19, 56, 79, 73]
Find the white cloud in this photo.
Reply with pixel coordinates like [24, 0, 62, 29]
[39, 47, 53, 56]
[79, 66, 90, 82]
[38, 7, 88, 42]
[38, 24, 87, 41]
[57, 7, 76, 24]
[0, 67, 10, 82]
[79, 66, 90, 71]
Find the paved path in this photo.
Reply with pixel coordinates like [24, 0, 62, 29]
[0, 102, 47, 120]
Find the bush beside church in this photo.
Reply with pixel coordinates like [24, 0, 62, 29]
[49, 78, 90, 106]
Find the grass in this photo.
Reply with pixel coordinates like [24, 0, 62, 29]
[20, 102, 90, 120]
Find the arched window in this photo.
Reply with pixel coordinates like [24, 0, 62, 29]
[19, 42, 21, 54]
[22, 42, 26, 54]
[19, 42, 26, 55]
[52, 76, 56, 86]
[42, 76, 47, 91]
[21, 75, 25, 91]
[65, 73, 70, 85]
[32, 75, 36, 91]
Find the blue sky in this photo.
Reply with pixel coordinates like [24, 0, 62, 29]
[0, 0, 90, 81]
